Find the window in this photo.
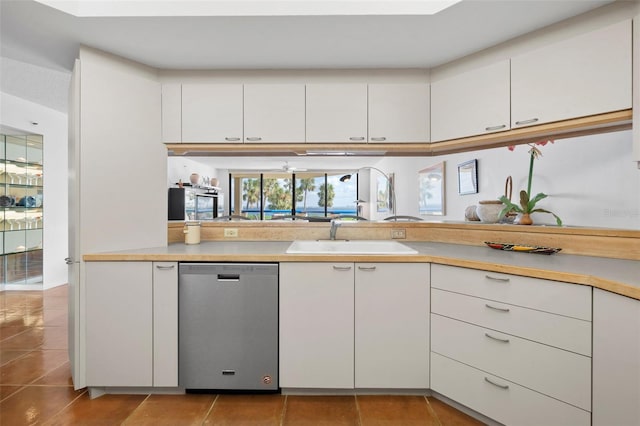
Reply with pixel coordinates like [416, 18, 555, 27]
[229, 171, 358, 219]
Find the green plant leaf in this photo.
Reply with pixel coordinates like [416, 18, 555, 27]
[531, 208, 563, 226]
[518, 190, 530, 211]
[497, 196, 521, 218]
[527, 192, 548, 212]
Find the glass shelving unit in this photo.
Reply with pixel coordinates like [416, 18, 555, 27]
[0, 134, 43, 285]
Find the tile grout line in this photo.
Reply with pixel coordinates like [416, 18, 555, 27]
[424, 395, 444, 426]
[0, 327, 34, 344]
[280, 394, 288, 426]
[122, 393, 152, 425]
[200, 393, 219, 425]
[39, 388, 88, 425]
[354, 394, 363, 426]
[0, 348, 35, 368]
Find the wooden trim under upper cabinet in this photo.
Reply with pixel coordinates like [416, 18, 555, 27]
[166, 109, 632, 156]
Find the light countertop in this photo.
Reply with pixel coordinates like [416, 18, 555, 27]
[84, 241, 640, 300]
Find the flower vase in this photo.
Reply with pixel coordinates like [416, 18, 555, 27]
[517, 213, 533, 225]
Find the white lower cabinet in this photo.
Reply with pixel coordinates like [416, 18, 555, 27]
[355, 263, 430, 388]
[152, 262, 179, 387]
[279, 262, 354, 388]
[430, 265, 592, 425]
[279, 262, 430, 390]
[431, 353, 590, 426]
[85, 261, 178, 388]
[85, 262, 153, 387]
[432, 314, 591, 411]
[592, 289, 640, 426]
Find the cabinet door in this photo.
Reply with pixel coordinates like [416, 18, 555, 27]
[592, 289, 640, 426]
[633, 14, 640, 164]
[244, 84, 305, 143]
[431, 60, 510, 141]
[161, 84, 181, 142]
[152, 262, 178, 387]
[306, 84, 367, 143]
[182, 84, 243, 143]
[85, 262, 153, 387]
[279, 262, 354, 388]
[355, 263, 430, 388]
[512, 20, 632, 128]
[368, 84, 430, 143]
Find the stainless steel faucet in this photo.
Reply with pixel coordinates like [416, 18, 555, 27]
[329, 219, 342, 240]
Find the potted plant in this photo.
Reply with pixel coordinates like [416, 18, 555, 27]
[498, 140, 562, 226]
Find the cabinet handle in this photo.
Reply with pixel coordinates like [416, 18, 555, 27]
[156, 265, 175, 270]
[485, 332, 510, 343]
[485, 275, 510, 283]
[484, 377, 510, 390]
[370, 137, 386, 142]
[485, 124, 506, 131]
[485, 303, 510, 313]
[357, 266, 376, 271]
[349, 136, 365, 141]
[514, 118, 539, 126]
[246, 137, 262, 142]
[333, 266, 352, 271]
[224, 137, 241, 142]
[64, 257, 73, 265]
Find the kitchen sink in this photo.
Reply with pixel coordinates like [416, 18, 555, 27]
[286, 240, 418, 255]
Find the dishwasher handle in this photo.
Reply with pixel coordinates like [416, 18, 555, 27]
[217, 274, 240, 282]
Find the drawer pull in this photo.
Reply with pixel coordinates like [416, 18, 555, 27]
[155, 265, 175, 270]
[349, 136, 366, 141]
[484, 376, 510, 390]
[485, 332, 510, 343]
[514, 118, 539, 126]
[485, 124, 506, 131]
[485, 303, 510, 313]
[370, 137, 387, 141]
[246, 137, 262, 142]
[357, 266, 376, 271]
[333, 266, 352, 271]
[224, 137, 241, 142]
[485, 275, 510, 283]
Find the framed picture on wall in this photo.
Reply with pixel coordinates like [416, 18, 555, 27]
[457, 159, 478, 195]
[418, 162, 445, 216]
[376, 173, 394, 212]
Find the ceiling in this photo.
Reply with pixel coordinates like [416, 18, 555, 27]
[0, 0, 618, 169]
[1, 0, 614, 73]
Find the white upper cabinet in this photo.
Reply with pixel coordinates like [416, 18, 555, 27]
[182, 84, 243, 143]
[306, 83, 368, 143]
[368, 84, 430, 143]
[243, 84, 305, 143]
[511, 20, 632, 128]
[431, 60, 510, 142]
[161, 84, 182, 142]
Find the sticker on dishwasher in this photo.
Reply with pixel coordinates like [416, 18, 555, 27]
[262, 375, 272, 385]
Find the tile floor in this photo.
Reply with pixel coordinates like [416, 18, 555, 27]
[0, 285, 485, 425]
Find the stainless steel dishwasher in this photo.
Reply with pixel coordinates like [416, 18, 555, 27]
[179, 263, 278, 391]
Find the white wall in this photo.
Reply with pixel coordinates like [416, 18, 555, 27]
[0, 92, 69, 289]
[377, 130, 640, 229]
[167, 157, 218, 188]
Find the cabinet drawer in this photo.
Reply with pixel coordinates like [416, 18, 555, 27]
[431, 265, 591, 320]
[432, 288, 591, 356]
[431, 353, 590, 426]
[431, 314, 591, 411]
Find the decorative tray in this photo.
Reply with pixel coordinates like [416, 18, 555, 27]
[484, 241, 562, 255]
